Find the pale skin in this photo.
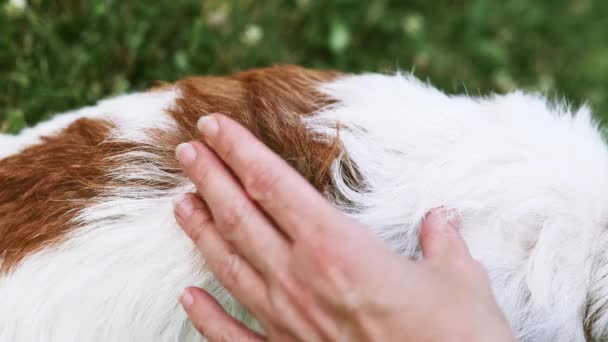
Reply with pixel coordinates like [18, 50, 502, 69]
[173, 114, 516, 342]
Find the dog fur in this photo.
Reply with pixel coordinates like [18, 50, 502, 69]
[1, 65, 606, 341]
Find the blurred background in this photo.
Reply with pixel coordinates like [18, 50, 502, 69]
[1, 0, 607, 133]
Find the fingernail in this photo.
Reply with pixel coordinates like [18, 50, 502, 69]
[176, 143, 197, 166]
[197, 116, 219, 139]
[173, 194, 194, 220]
[427, 207, 460, 230]
[179, 289, 194, 309]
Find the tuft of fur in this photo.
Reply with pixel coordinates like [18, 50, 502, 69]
[1, 66, 607, 341]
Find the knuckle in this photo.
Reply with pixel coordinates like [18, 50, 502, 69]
[186, 224, 202, 244]
[271, 272, 299, 301]
[245, 162, 280, 199]
[305, 239, 362, 312]
[189, 213, 213, 244]
[216, 253, 243, 286]
[190, 318, 207, 338]
[267, 286, 290, 316]
[216, 203, 247, 237]
[339, 286, 362, 316]
[191, 163, 213, 191]
[306, 234, 335, 266]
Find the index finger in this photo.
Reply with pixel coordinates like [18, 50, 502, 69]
[196, 114, 352, 240]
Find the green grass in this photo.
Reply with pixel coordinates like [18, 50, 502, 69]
[2, 0, 607, 133]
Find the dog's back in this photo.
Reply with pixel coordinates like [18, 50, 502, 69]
[2, 65, 608, 341]
[0, 66, 344, 341]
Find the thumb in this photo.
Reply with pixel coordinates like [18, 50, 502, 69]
[420, 207, 471, 264]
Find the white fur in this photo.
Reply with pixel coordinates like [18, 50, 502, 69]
[0, 135, 18, 159]
[0, 89, 179, 159]
[2, 72, 607, 341]
[310, 74, 608, 341]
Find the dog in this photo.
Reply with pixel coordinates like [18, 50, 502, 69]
[1, 65, 606, 341]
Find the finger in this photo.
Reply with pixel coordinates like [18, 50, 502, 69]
[176, 141, 290, 279]
[173, 193, 270, 317]
[419, 207, 472, 263]
[174, 193, 214, 243]
[179, 287, 266, 342]
[196, 114, 353, 240]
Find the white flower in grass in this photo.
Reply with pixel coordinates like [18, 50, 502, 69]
[5, 0, 26, 15]
[241, 25, 263, 47]
[10, 0, 27, 10]
[402, 13, 424, 37]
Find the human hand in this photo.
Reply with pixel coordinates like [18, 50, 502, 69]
[173, 114, 515, 341]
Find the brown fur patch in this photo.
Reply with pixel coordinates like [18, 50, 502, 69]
[0, 65, 358, 273]
[0, 119, 139, 272]
[168, 65, 345, 192]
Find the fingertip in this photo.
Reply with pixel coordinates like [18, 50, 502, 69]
[172, 193, 189, 211]
[420, 207, 470, 261]
[197, 115, 220, 139]
[179, 287, 214, 314]
[176, 142, 197, 166]
[173, 193, 194, 221]
[179, 287, 195, 310]
[425, 207, 460, 231]
[173, 192, 205, 222]
[419, 207, 457, 245]
[179, 286, 265, 341]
